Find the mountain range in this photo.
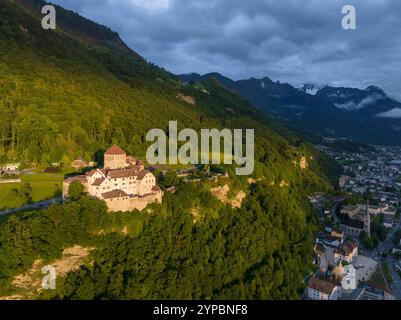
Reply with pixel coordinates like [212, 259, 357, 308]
[180, 73, 401, 146]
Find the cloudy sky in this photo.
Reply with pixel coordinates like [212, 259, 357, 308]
[52, 0, 401, 99]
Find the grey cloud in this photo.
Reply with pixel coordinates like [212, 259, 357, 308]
[51, 0, 401, 99]
[335, 93, 386, 111]
[377, 108, 401, 118]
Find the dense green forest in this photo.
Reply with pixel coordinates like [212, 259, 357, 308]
[1, 178, 326, 299]
[0, 0, 340, 299]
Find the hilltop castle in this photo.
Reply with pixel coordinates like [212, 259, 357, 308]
[63, 145, 163, 212]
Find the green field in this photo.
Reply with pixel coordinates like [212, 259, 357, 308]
[0, 174, 63, 210]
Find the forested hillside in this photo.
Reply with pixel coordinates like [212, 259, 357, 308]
[0, 0, 340, 299]
[1, 0, 283, 165]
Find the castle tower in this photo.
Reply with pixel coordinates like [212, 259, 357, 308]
[104, 145, 127, 169]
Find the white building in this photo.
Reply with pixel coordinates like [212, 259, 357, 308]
[341, 265, 357, 291]
[306, 277, 341, 300]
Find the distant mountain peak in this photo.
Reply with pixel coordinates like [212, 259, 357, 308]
[298, 84, 324, 95]
[260, 77, 273, 88]
[366, 85, 386, 95]
[314, 84, 389, 111]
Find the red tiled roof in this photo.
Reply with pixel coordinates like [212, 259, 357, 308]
[108, 168, 139, 179]
[126, 156, 138, 165]
[308, 277, 337, 295]
[102, 189, 128, 200]
[335, 241, 357, 256]
[92, 178, 105, 186]
[86, 169, 97, 177]
[105, 145, 126, 155]
[136, 170, 151, 180]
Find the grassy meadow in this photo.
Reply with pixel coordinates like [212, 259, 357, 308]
[0, 174, 63, 210]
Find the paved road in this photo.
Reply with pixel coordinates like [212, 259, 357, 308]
[386, 256, 401, 299]
[331, 197, 344, 225]
[368, 217, 401, 299]
[372, 217, 401, 258]
[0, 197, 62, 217]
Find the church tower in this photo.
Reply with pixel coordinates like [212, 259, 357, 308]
[363, 201, 371, 237]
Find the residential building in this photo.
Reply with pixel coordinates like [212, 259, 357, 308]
[341, 205, 360, 218]
[383, 214, 394, 228]
[306, 277, 341, 300]
[334, 241, 358, 265]
[71, 157, 89, 169]
[383, 206, 397, 216]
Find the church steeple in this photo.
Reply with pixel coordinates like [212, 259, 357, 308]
[363, 199, 371, 237]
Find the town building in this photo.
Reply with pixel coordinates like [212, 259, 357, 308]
[341, 205, 360, 218]
[383, 214, 394, 228]
[334, 241, 358, 265]
[361, 284, 395, 300]
[339, 220, 365, 236]
[339, 175, 351, 189]
[383, 206, 397, 216]
[0, 162, 20, 173]
[341, 264, 357, 291]
[306, 277, 341, 300]
[71, 157, 90, 169]
[63, 145, 163, 212]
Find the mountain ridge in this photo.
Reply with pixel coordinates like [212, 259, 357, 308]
[180, 73, 401, 145]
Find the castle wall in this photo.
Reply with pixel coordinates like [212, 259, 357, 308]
[104, 196, 132, 212]
[105, 191, 163, 212]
